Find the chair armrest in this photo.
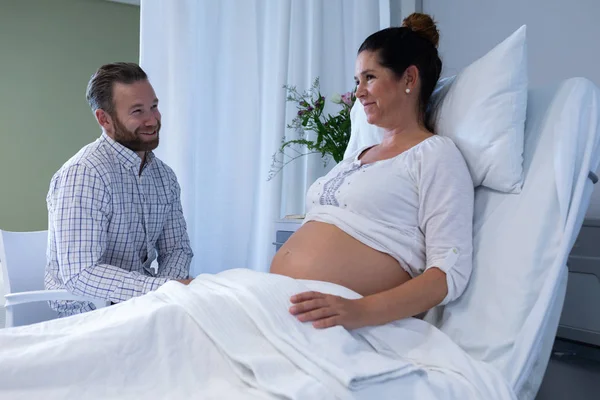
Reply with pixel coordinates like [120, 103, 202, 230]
[5, 290, 109, 310]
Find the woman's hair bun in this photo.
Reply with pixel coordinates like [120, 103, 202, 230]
[402, 13, 439, 48]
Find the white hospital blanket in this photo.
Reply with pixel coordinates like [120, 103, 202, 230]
[0, 269, 515, 399]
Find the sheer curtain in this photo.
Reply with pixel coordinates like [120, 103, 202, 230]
[140, 0, 389, 276]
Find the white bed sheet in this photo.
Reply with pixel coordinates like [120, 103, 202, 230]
[0, 270, 515, 400]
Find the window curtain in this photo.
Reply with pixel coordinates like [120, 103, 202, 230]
[140, 0, 390, 276]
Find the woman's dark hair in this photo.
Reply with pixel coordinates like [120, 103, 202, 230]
[358, 13, 442, 131]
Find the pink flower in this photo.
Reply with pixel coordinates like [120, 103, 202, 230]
[341, 92, 354, 106]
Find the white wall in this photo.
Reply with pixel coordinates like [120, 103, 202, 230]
[422, 0, 600, 218]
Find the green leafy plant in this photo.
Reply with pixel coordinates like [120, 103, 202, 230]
[268, 78, 356, 181]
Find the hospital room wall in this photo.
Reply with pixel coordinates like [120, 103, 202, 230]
[0, 0, 140, 232]
[419, 0, 600, 218]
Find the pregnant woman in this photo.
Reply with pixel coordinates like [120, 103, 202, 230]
[270, 13, 474, 330]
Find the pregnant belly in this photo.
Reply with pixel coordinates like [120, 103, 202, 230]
[269, 221, 411, 296]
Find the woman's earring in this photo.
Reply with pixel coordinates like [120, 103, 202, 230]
[405, 88, 411, 94]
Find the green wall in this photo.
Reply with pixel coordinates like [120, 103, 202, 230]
[0, 0, 140, 231]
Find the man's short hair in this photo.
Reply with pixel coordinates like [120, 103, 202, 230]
[85, 62, 148, 115]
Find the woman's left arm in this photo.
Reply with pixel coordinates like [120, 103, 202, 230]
[289, 267, 446, 329]
[360, 266, 448, 325]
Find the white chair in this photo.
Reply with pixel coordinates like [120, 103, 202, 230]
[0, 229, 108, 328]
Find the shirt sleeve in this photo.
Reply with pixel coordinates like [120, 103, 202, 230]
[417, 139, 475, 305]
[155, 171, 193, 279]
[52, 164, 171, 303]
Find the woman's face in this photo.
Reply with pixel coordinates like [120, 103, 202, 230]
[354, 50, 411, 128]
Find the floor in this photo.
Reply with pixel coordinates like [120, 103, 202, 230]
[536, 339, 600, 400]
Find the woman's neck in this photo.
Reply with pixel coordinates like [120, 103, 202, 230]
[381, 119, 430, 147]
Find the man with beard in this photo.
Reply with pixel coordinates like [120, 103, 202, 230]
[44, 62, 194, 317]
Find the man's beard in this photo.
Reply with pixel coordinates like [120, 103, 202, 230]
[111, 115, 160, 153]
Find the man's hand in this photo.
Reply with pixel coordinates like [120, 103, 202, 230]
[289, 291, 370, 330]
[176, 278, 193, 285]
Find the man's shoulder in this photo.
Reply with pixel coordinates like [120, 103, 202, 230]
[51, 138, 117, 183]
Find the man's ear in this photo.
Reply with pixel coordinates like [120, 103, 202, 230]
[95, 109, 113, 131]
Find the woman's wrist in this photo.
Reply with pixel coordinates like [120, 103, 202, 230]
[357, 291, 412, 327]
[356, 295, 387, 327]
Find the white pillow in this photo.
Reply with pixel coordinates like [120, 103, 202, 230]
[345, 25, 528, 193]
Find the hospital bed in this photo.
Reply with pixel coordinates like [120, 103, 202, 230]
[429, 76, 600, 400]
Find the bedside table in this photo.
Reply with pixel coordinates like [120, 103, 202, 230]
[272, 219, 303, 254]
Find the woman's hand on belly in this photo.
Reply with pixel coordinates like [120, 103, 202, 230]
[290, 267, 449, 330]
[289, 291, 369, 330]
[289, 267, 449, 329]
